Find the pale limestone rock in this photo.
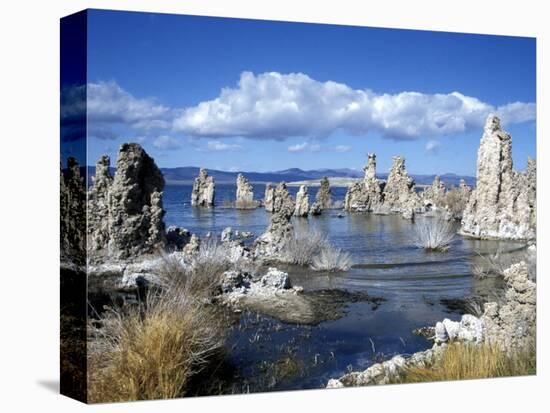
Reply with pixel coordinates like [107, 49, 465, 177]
[422, 175, 446, 208]
[461, 115, 536, 240]
[191, 168, 215, 207]
[272, 182, 295, 214]
[481, 262, 536, 351]
[182, 234, 200, 256]
[221, 227, 233, 242]
[264, 183, 275, 212]
[326, 379, 344, 389]
[294, 185, 310, 217]
[254, 183, 295, 259]
[383, 156, 419, 214]
[434, 314, 484, 345]
[260, 267, 292, 290]
[315, 177, 332, 209]
[344, 153, 383, 212]
[60, 157, 86, 265]
[88, 155, 113, 251]
[235, 173, 256, 209]
[88, 144, 166, 260]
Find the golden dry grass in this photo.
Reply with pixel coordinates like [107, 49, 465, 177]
[87, 245, 232, 405]
[395, 341, 535, 384]
[88, 292, 225, 403]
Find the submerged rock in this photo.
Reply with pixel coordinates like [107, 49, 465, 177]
[165, 226, 191, 250]
[294, 185, 310, 217]
[344, 153, 384, 212]
[191, 168, 215, 207]
[309, 202, 322, 216]
[461, 115, 536, 240]
[221, 268, 383, 325]
[235, 173, 256, 209]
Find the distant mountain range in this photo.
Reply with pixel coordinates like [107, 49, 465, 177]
[85, 165, 476, 187]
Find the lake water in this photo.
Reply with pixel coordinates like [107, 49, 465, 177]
[163, 184, 523, 394]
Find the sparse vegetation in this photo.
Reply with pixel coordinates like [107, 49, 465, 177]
[394, 340, 535, 384]
[156, 238, 232, 299]
[440, 187, 469, 219]
[280, 230, 353, 272]
[472, 248, 536, 281]
[310, 247, 354, 272]
[280, 231, 329, 266]
[88, 290, 226, 403]
[221, 199, 260, 209]
[88, 239, 232, 403]
[412, 217, 456, 251]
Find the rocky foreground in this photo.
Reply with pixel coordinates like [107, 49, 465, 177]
[326, 260, 536, 388]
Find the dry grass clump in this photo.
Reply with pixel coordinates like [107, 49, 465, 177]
[280, 230, 354, 272]
[221, 199, 259, 209]
[88, 239, 231, 403]
[441, 187, 469, 219]
[412, 217, 456, 251]
[88, 292, 225, 403]
[472, 248, 536, 281]
[280, 231, 329, 266]
[157, 238, 233, 299]
[395, 340, 535, 384]
[310, 247, 354, 272]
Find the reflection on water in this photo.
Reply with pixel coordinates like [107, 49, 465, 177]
[164, 184, 525, 393]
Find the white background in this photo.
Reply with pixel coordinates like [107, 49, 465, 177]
[0, 0, 547, 411]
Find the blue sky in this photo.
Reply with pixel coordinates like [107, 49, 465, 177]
[84, 9, 536, 176]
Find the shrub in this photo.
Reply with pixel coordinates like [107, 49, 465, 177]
[221, 199, 259, 209]
[88, 291, 225, 403]
[441, 187, 468, 219]
[395, 340, 535, 384]
[310, 247, 354, 272]
[472, 248, 536, 281]
[280, 231, 329, 266]
[412, 217, 456, 251]
[88, 239, 234, 403]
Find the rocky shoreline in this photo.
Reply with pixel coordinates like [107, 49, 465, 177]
[326, 260, 536, 388]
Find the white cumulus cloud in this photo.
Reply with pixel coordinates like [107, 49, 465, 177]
[173, 71, 535, 140]
[288, 142, 352, 153]
[86, 81, 172, 139]
[196, 140, 243, 152]
[425, 140, 441, 154]
[153, 135, 181, 150]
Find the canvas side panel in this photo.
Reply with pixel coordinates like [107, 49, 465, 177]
[60, 10, 88, 404]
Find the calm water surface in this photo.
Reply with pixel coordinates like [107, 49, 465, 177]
[164, 184, 523, 393]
